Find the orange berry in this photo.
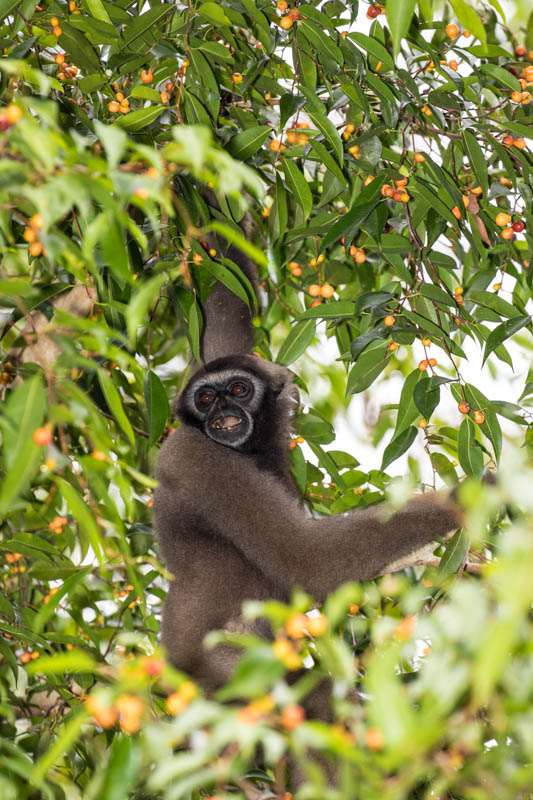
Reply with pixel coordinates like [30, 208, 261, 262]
[285, 613, 308, 638]
[395, 615, 417, 641]
[355, 250, 366, 264]
[5, 105, 22, 124]
[445, 23, 459, 39]
[160, 91, 169, 104]
[451, 206, 461, 220]
[458, 401, 470, 414]
[399, 192, 410, 202]
[381, 184, 393, 197]
[473, 411, 485, 424]
[421, 337, 431, 346]
[418, 419, 427, 429]
[308, 284, 321, 297]
[502, 135, 514, 146]
[279, 15, 293, 29]
[462, 195, 470, 207]
[511, 91, 523, 103]
[418, 359, 428, 371]
[92, 449, 107, 461]
[50, 16, 59, 26]
[514, 138, 526, 149]
[305, 614, 328, 637]
[428, 357, 437, 367]
[495, 212, 511, 227]
[384, 315, 395, 327]
[297, 134, 308, 146]
[30, 651, 40, 659]
[493, 282, 501, 291]
[281, 704, 305, 730]
[310, 299, 322, 307]
[52, 26, 62, 36]
[393, 191, 403, 202]
[277, 0, 288, 9]
[515, 45, 527, 57]
[388, 342, 398, 352]
[55, 53, 65, 65]
[29, 213, 44, 229]
[501, 227, 514, 240]
[134, 187, 149, 200]
[21, 653, 32, 664]
[320, 284, 334, 298]
[23, 227, 37, 243]
[269, 139, 281, 152]
[288, 8, 300, 18]
[414, 152, 425, 163]
[364, 175, 375, 186]
[108, 101, 120, 113]
[232, 72, 243, 84]
[454, 286, 463, 295]
[471, 186, 482, 195]
[448, 59, 458, 70]
[33, 426, 52, 446]
[521, 92, 531, 104]
[366, 727, 385, 751]
[349, 603, 359, 614]
[140, 69, 153, 83]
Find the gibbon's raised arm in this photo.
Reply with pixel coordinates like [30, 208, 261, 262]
[156, 426, 461, 602]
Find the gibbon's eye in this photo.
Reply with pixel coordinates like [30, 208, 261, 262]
[229, 382, 249, 398]
[197, 390, 215, 407]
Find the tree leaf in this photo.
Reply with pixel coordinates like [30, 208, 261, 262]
[98, 370, 135, 446]
[307, 111, 343, 164]
[113, 106, 165, 132]
[386, 0, 416, 57]
[395, 369, 424, 434]
[298, 19, 343, 64]
[297, 301, 356, 320]
[283, 159, 313, 219]
[479, 63, 521, 91]
[449, 0, 486, 44]
[483, 316, 530, 365]
[279, 93, 306, 130]
[144, 371, 169, 448]
[413, 377, 440, 421]
[462, 129, 489, 197]
[226, 126, 272, 161]
[347, 341, 390, 395]
[436, 529, 469, 582]
[198, 1, 231, 25]
[319, 175, 386, 252]
[381, 426, 418, 471]
[349, 32, 395, 71]
[277, 319, 316, 365]
[457, 416, 483, 478]
[463, 383, 503, 462]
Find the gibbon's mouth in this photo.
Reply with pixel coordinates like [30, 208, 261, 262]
[211, 415, 243, 431]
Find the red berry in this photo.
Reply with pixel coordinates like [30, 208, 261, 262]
[366, 5, 379, 18]
[512, 220, 525, 233]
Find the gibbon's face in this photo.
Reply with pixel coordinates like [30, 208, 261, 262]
[180, 367, 266, 450]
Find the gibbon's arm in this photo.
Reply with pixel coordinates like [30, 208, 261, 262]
[157, 429, 461, 601]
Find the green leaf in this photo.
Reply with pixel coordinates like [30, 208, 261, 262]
[98, 370, 135, 446]
[307, 112, 343, 164]
[279, 94, 306, 130]
[386, 0, 416, 57]
[283, 159, 313, 219]
[27, 651, 97, 675]
[113, 106, 165, 132]
[297, 301, 356, 320]
[457, 417, 483, 478]
[468, 289, 520, 319]
[309, 138, 345, 184]
[198, 1, 231, 25]
[144, 371, 169, 448]
[381, 426, 418, 471]
[349, 32, 394, 71]
[121, 3, 175, 47]
[347, 341, 390, 395]
[30, 711, 88, 788]
[462, 130, 489, 197]
[277, 319, 316, 365]
[449, 0, 486, 44]
[462, 384, 502, 462]
[394, 369, 424, 434]
[413, 377, 441, 421]
[55, 21, 101, 74]
[431, 452, 458, 487]
[204, 221, 268, 269]
[478, 63, 521, 91]
[319, 175, 386, 252]
[436, 529, 469, 582]
[298, 19, 343, 64]
[483, 316, 530, 365]
[85, 0, 112, 23]
[226, 126, 272, 161]
[99, 737, 141, 800]
[0, 278, 32, 296]
[126, 273, 167, 346]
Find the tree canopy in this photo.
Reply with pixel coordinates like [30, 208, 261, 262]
[1, 0, 533, 797]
